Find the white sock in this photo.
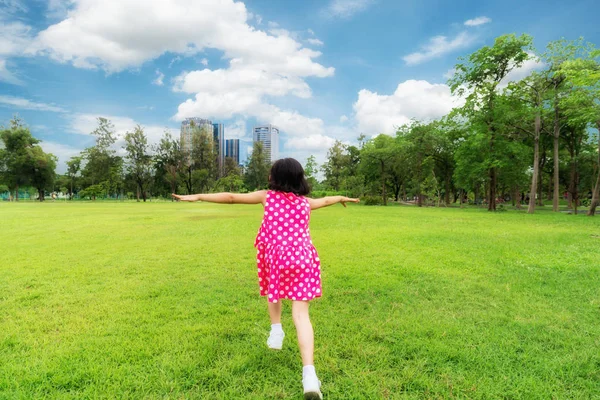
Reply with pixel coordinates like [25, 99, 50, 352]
[271, 323, 283, 334]
[302, 365, 316, 378]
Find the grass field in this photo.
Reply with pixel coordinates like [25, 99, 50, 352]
[1, 202, 599, 399]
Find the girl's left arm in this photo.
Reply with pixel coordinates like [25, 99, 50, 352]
[308, 196, 360, 210]
[172, 190, 267, 205]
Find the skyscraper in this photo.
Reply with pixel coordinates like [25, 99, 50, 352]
[225, 139, 240, 164]
[253, 125, 279, 164]
[213, 123, 225, 176]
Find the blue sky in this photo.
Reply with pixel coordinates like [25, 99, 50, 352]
[1, 0, 599, 172]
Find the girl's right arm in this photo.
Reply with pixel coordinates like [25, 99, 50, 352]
[308, 196, 359, 210]
[172, 190, 267, 205]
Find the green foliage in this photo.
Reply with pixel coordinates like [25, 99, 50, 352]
[244, 141, 270, 190]
[361, 194, 383, 205]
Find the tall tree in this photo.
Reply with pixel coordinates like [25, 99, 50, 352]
[124, 125, 152, 202]
[322, 140, 349, 191]
[244, 141, 270, 190]
[153, 131, 182, 199]
[0, 118, 40, 201]
[304, 155, 319, 189]
[360, 134, 399, 205]
[560, 48, 600, 215]
[66, 156, 81, 200]
[542, 39, 587, 211]
[450, 33, 533, 211]
[27, 146, 58, 201]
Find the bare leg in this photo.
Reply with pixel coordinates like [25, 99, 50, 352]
[292, 300, 314, 366]
[268, 301, 282, 324]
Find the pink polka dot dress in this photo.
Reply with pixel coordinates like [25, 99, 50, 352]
[254, 190, 322, 303]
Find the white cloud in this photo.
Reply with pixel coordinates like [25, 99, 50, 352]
[0, 95, 66, 112]
[285, 134, 336, 151]
[322, 0, 374, 19]
[200, 58, 208, 66]
[464, 16, 491, 26]
[353, 80, 462, 134]
[0, 19, 32, 56]
[152, 69, 164, 86]
[307, 38, 324, 46]
[339, 115, 349, 123]
[29, 0, 334, 77]
[403, 31, 476, 65]
[0, 59, 23, 85]
[224, 119, 249, 139]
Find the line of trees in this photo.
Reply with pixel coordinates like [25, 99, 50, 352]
[318, 35, 600, 215]
[0, 116, 273, 201]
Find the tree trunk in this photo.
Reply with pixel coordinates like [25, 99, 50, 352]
[553, 102, 560, 212]
[136, 187, 140, 202]
[587, 121, 600, 216]
[528, 112, 541, 214]
[380, 160, 387, 206]
[488, 123, 497, 211]
[488, 167, 497, 211]
[537, 170, 544, 207]
[569, 147, 577, 215]
[38, 189, 45, 202]
[444, 175, 451, 205]
[15, 184, 19, 201]
[514, 187, 522, 209]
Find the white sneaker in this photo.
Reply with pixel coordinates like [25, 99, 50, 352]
[267, 331, 285, 350]
[302, 374, 322, 400]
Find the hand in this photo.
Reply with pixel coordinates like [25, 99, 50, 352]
[340, 197, 360, 207]
[172, 193, 196, 202]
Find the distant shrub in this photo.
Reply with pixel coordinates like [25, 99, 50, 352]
[362, 195, 383, 206]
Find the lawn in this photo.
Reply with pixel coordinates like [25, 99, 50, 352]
[0, 202, 599, 399]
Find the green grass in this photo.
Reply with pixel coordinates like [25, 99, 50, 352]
[1, 202, 599, 399]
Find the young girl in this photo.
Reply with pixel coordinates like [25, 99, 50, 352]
[172, 158, 359, 400]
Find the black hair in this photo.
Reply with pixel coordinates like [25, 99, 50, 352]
[268, 158, 311, 196]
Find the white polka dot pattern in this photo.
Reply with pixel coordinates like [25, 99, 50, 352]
[254, 190, 322, 303]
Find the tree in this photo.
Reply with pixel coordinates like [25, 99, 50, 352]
[560, 47, 600, 215]
[504, 71, 552, 213]
[360, 134, 399, 205]
[304, 155, 319, 189]
[0, 118, 40, 200]
[542, 39, 588, 212]
[27, 146, 58, 201]
[450, 33, 534, 211]
[81, 118, 121, 198]
[244, 141, 270, 190]
[124, 125, 152, 202]
[153, 131, 182, 199]
[66, 156, 81, 200]
[322, 140, 350, 191]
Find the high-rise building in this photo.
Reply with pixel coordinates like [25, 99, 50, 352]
[253, 125, 279, 164]
[180, 117, 213, 159]
[225, 139, 240, 164]
[213, 123, 225, 176]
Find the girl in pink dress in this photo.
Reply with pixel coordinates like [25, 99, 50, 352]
[173, 158, 359, 400]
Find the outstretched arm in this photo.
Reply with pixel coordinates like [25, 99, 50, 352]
[172, 190, 267, 205]
[308, 196, 360, 210]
